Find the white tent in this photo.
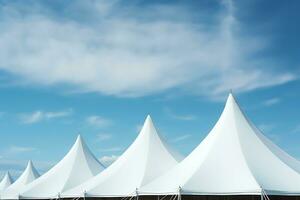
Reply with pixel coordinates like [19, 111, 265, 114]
[140, 94, 300, 196]
[0, 172, 13, 194]
[19, 135, 105, 199]
[1, 160, 40, 199]
[62, 115, 182, 198]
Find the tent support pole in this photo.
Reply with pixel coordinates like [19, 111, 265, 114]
[260, 188, 264, 200]
[178, 186, 182, 200]
[83, 190, 86, 200]
[136, 188, 139, 200]
[261, 188, 270, 200]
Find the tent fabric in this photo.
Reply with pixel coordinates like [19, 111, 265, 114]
[0, 172, 13, 194]
[138, 195, 300, 200]
[62, 115, 182, 198]
[19, 135, 105, 199]
[1, 160, 40, 199]
[140, 94, 300, 196]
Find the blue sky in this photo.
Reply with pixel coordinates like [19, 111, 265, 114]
[0, 0, 300, 178]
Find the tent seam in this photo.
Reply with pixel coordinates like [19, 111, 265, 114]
[231, 99, 262, 193]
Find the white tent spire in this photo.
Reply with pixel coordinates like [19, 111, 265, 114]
[1, 160, 40, 199]
[0, 172, 13, 193]
[25, 160, 40, 179]
[140, 93, 300, 196]
[140, 115, 156, 137]
[76, 134, 82, 141]
[19, 135, 105, 199]
[146, 114, 151, 120]
[62, 115, 182, 198]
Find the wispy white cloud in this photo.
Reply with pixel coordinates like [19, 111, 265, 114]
[99, 155, 119, 167]
[164, 108, 197, 121]
[7, 146, 36, 154]
[98, 147, 122, 152]
[46, 110, 73, 119]
[0, 0, 296, 99]
[19, 109, 73, 124]
[263, 98, 281, 106]
[86, 115, 112, 128]
[20, 111, 43, 124]
[172, 134, 192, 143]
[97, 133, 112, 141]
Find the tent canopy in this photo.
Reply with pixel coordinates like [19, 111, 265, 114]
[19, 135, 105, 199]
[62, 115, 182, 198]
[0, 172, 13, 194]
[1, 160, 40, 199]
[140, 94, 300, 196]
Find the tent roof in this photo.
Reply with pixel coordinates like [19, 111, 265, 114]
[1, 160, 40, 199]
[19, 135, 105, 199]
[140, 94, 300, 196]
[0, 172, 13, 193]
[62, 115, 182, 198]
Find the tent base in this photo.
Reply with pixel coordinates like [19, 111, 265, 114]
[61, 195, 300, 200]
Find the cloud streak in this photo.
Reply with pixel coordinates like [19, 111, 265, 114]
[172, 134, 192, 143]
[19, 109, 73, 124]
[86, 115, 112, 128]
[164, 108, 197, 121]
[7, 146, 36, 154]
[98, 147, 122, 152]
[263, 98, 281, 106]
[97, 133, 112, 141]
[0, 0, 296, 99]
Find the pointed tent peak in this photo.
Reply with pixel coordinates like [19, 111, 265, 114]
[4, 172, 12, 180]
[73, 134, 85, 148]
[0, 171, 13, 192]
[25, 160, 34, 172]
[142, 114, 154, 128]
[71, 134, 105, 168]
[224, 92, 242, 113]
[145, 114, 153, 123]
[76, 134, 82, 142]
[27, 160, 33, 167]
[1, 171, 13, 184]
[227, 91, 236, 103]
[139, 115, 157, 136]
[25, 160, 40, 177]
[1, 160, 40, 199]
[20, 134, 104, 199]
[139, 114, 183, 160]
